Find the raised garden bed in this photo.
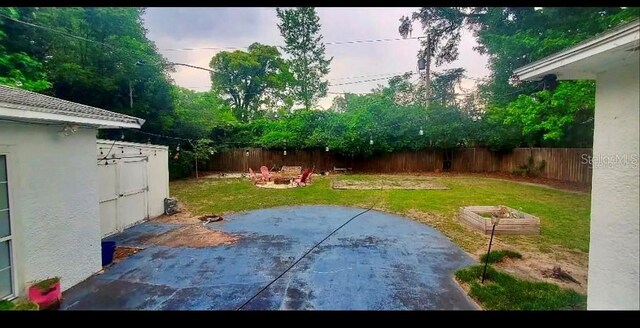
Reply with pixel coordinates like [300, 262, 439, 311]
[459, 205, 540, 235]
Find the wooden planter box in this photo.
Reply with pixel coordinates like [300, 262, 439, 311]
[458, 206, 540, 235]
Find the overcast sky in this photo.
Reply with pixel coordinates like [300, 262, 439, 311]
[143, 7, 490, 108]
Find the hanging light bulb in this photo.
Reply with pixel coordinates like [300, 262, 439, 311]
[245, 149, 250, 157]
[120, 131, 125, 140]
[139, 148, 142, 155]
[325, 146, 329, 152]
[176, 144, 180, 152]
[121, 147, 124, 154]
[419, 127, 424, 136]
[99, 148, 103, 155]
[369, 137, 374, 145]
[283, 149, 287, 156]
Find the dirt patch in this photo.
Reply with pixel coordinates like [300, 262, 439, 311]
[332, 178, 448, 190]
[151, 206, 201, 224]
[408, 172, 590, 193]
[113, 246, 143, 264]
[406, 209, 588, 294]
[142, 225, 239, 248]
[492, 251, 587, 294]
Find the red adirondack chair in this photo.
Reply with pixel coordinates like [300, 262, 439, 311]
[260, 166, 272, 182]
[248, 167, 262, 185]
[294, 168, 311, 186]
[307, 166, 315, 184]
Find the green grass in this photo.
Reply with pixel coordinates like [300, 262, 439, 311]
[455, 265, 587, 310]
[0, 300, 14, 310]
[171, 175, 591, 253]
[480, 250, 523, 263]
[0, 299, 39, 311]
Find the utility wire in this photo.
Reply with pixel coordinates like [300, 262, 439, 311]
[159, 36, 427, 51]
[236, 206, 375, 310]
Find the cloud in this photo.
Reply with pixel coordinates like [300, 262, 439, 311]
[143, 7, 489, 108]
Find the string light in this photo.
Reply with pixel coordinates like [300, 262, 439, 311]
[139, 148, 142, 155]
[120, 131, 125, 140]
[245, 149, 250, 156]
[369, 137, 374, 146]
[176, 144, 180, 152]
[419, 127, 424, 136]
[325, 146, 329, 152]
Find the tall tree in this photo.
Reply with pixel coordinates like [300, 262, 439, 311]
[0, 7, 51, 91]
[209, 42, 292, 122]
[276, 7, 333, 110]
[1, 7, 176, 138]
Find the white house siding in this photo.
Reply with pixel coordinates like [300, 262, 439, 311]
[0, 121, 101, 294]
[588, 61, 640, 310]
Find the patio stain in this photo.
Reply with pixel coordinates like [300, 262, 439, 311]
[141, 224, 239, 248]
[62, 205, 478, 310]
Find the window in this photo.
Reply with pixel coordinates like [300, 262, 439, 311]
[0, 155, 13, 299]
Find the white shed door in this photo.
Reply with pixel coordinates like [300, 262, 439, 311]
[117, 158, 148, 230]
[98, 157, 149, 237]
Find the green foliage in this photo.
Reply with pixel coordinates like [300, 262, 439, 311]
[0, 7, 51, 91]
[455, 265, 587, 310]
[276, 7, 333, 110]
[0, 299, 40, 311]
[0, 300, 13, 310]
[209, 42, 292, 122]
[399, 7, 639, 149]
[12, 300, 39, 310]
[32, 276, 60, 291]
[480, 249, 523, 263]
[169, 149, 195, 181]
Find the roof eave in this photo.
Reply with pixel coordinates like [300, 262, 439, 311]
[0, 104, 142, 129]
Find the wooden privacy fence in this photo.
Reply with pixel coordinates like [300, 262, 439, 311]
[208, 147, 593, 184]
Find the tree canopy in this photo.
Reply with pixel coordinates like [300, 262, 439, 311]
[276, 7, 333, 110]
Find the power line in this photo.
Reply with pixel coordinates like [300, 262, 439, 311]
[328, 76, 398, 87]
[331, 71, 412, 81]
[159, 36, 427, 52]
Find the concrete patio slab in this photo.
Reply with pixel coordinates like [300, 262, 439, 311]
[62, 206, 477, 310]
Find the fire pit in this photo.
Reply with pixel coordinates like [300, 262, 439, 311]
[273, 177, 291, 185]
[459, 205, 540, 235]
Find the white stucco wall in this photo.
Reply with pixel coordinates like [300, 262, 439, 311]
[588, 61, 640, 310]
[0, 121, 101, 295]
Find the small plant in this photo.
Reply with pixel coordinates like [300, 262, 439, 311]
[515, 156, 546, 177]
[480, 249, 523, 263]
[0, 300, 14, 310]
[33, 277, 60, 292]
[0, 299, 40, 311]
[12, 300, 39, 310]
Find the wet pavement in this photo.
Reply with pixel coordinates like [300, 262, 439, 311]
[62, 206, 477, 310]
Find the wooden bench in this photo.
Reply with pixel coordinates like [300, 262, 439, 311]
[333, 166, 352, 173]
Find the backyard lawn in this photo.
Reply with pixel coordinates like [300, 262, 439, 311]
[170, 174, 592, 309]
